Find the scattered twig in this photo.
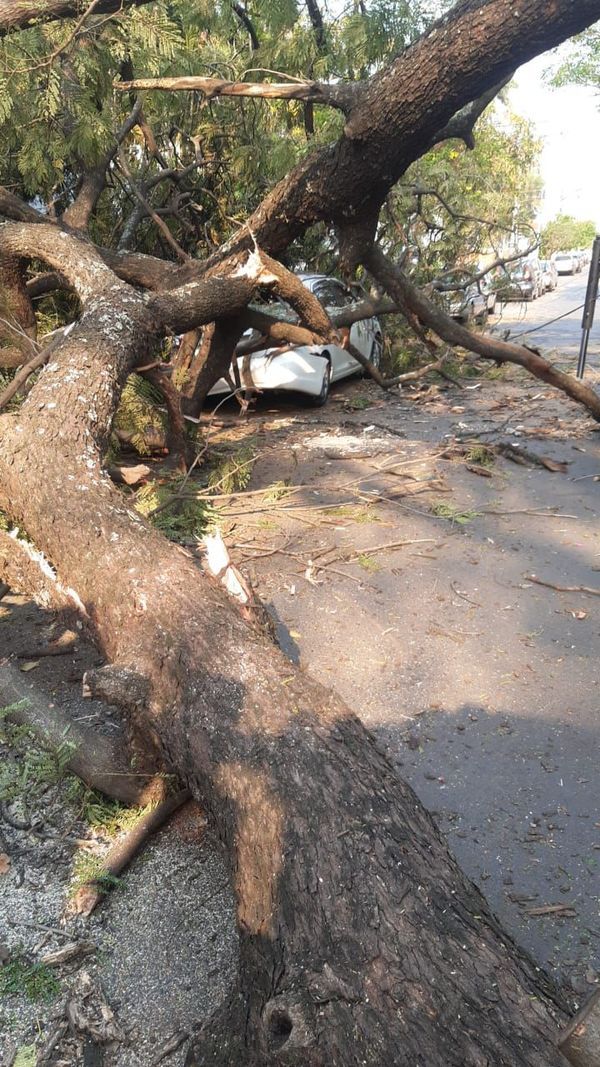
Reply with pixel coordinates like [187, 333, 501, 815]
[16, 630, 78, 658]
[151, 1030, 191, 1065]
[333, 537, 436, 565]
[450, 581, 481, 607]
[70, 789, 192, 916]
[525, 903, 577, 917]
[41, 941, 96, 967]
[496, 443, 568, 472]
[482, 508, 579, 520]
[524, 575, 600, 598]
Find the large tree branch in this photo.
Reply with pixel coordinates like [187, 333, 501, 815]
[363, 245, 600, 422]
[203, 0, 600, 263]
[0, 243, 571, 1064]
[115, 75, 361, 115]
[0, 0, 154, 36]
[232, 2, 259, 51]
[429, 75, 513, 151]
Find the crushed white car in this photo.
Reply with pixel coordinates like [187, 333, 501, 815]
[207, 273, 383, 405]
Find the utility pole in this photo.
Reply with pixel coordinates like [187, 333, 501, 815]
[577, 235, 600, 379]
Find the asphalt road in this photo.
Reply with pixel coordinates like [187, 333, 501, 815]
[492, 271, 596, 366]
[240, 321, 600, 1001]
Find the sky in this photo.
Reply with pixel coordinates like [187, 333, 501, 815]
[509, 49, 600, 230]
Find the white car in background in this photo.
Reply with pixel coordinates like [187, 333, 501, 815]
[208, 273, 383, 406]
[553, 252, 577, 275]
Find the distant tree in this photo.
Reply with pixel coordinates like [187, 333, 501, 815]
[552, 25, 600, 87]
[540, 213, 597, 255]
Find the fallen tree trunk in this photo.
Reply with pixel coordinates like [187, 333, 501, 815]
[0, 228, 573, 1067]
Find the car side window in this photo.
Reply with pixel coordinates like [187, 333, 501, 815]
[314, 281, 351, 309]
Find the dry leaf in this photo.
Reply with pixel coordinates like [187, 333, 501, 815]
[571, 610, 588, 620]
[20, 660, 39, 672]
[0, 853, 11, 875]
[539, 456, 568, 473]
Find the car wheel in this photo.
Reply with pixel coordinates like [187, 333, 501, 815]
[310, 358, 331, 407]
[370, 335, 383, 368]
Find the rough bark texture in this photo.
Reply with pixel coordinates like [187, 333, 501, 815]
[0, 0, 153, 36]
[3, 1, 600, 1061]
[0, 227, 573, 1067]
[213, 0, 600, 262]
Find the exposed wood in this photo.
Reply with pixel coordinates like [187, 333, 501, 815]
[70, 789, 193, 915]
[560, 989, 600, 1067]
[107, 463, 152, 486]
[3, 1, 600, 1060]
[115, 75, 360, 115]
[524, 575, 600, 598]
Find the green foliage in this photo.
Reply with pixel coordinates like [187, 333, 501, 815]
[70, 851, 123, 896]
[357, 553, 380, 572]
[114, 374, 166, 455]
[540, 214, 596, 256]
[77, 789, 151, 837]
[430, 501, 480, 524]
[13, 1047, 37, 1067]
[261, 480, 294, 504]
[327, 505, 380, 524]
[0, 0, 432, 261]
[0, 703, 76, 804]
[384, 104, 542, 285]
[207, 440, 257, 494]
[346, 395, 373, 410]
[134, 478, 216, 541]
[552, 27, 600, 89]
[466, 444, 495, 467]
[0, 955, 60, 1003]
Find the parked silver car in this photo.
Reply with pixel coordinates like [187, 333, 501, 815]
[539, 259, 558, 292]
[207, 273, 383, 406]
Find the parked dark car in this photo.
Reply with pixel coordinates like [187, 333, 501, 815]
[433, 272, 496, 324]
[497, 262, 539, 301]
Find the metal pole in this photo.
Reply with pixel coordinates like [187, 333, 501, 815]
[577, 235, 600, 379]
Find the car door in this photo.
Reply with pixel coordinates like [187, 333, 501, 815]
[311, 280, 356, 379]
[346, 284, 374, 359]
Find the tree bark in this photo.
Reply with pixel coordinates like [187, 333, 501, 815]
[4, 2, 600, 1059]
[0, 0, 154, 36]
[208, 0, 600, 263]
[0, 223, 573, 1067]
